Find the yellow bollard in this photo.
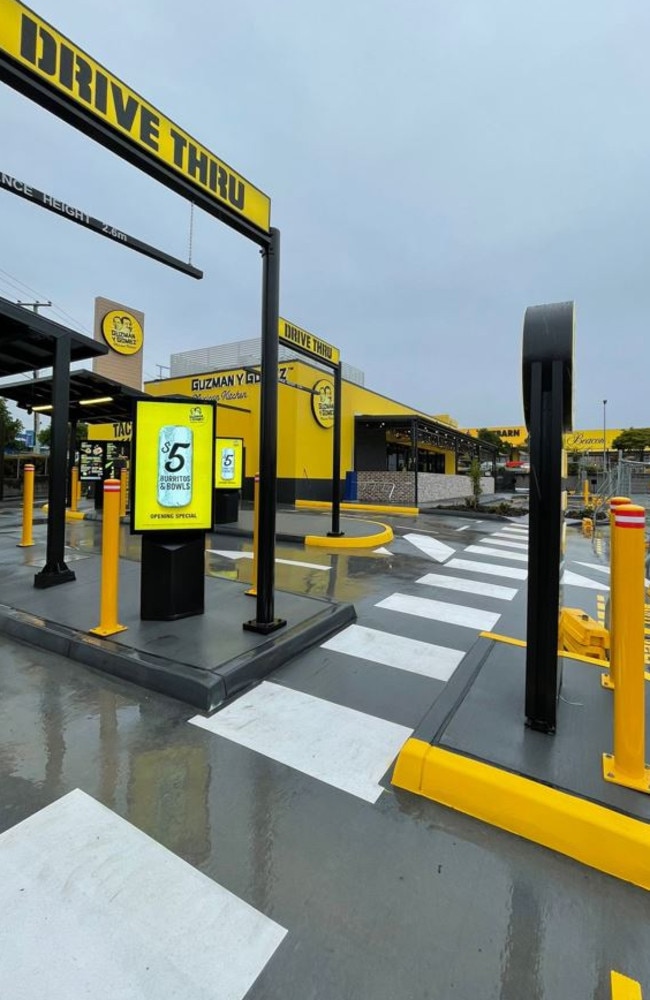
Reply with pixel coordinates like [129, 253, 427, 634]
[602, 496, 632, 689]
[17, 463, 35, 548]
[120, 467, 128, 518]
[602, 504, 650, 793]
[245, 474, 260, 597]
[70, 466, 79, 513]
[89, 479, 127, 637]
[583, 479, 590, 507]
[582, 517, 593, 537]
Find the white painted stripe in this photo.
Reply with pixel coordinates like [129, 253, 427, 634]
[190, 682, 411, 804]
[480, 537, 529, 550]
[0, 790, 286, 1000]
[376, 592, 500, 631]
[455, 525, 471, 532]
[573, 561, 649, 586]
[373, 547, 392, 555]
[465, 545, 528, 563]
[562, 570, 610, 592]
[322, 624, 464, 681]
[207, 549, 330, 571]
[276, 557, 330, 570]
[499, 528, 528, 536]
[446, 558, 528, 581]
[416, 572, 516, 601]
[403, 532, 455, 562]
[575, 561, 610, 575]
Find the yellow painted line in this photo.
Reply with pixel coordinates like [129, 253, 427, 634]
[480, 631, 526, 648]
[305, 523, 394, 549]
[392, 741, 650, 891]
[296, 499, 419, 517]
[611, 970, 643, 999]
[480, 631, 613, 666]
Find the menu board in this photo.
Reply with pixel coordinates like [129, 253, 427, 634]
[104, 441, 130, 479]
[79, 441, 105, 481]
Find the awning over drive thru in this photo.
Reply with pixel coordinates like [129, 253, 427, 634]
[0, 296, 108, 589]
[1, 368, 147, 424]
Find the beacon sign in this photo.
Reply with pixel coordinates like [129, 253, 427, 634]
[0, 0, 271, 235]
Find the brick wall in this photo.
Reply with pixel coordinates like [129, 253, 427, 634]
[357, 472, 415, 505]
[356, 471, 495, 505]
[417, 473, 495, 503]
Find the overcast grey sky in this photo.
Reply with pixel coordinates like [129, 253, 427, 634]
[2, 0, 649, 430]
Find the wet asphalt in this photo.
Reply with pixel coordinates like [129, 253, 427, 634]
[1, 511, 648, 998]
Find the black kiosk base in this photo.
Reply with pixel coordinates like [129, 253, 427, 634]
[140, 531, 206, 621]
[214, 489, 240, 524]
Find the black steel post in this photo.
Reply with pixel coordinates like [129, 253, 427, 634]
[66, 417, 77, 507]
[411, 420, 419, 507]
[244, 227, 286, 634]
[35, 334, 75, 587]
[328, 361, 343, 537]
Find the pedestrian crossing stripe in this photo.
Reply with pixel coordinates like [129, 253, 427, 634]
[563, 571, 609, 591]
[190, 682, 412, 804]
[416, 572, 517, 601]
[480, 537, 529, 550]
[376, 593, 500, 632]
[446, 558, 528, 580]
[0, 790, 287, 999]
[322, 624, 464, 681]
[465, 545, 528, 563]
[402, 533, 455, 563]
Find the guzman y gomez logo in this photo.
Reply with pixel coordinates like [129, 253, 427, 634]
[101, 310, 143, 355]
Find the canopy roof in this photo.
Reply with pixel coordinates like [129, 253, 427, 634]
[0, 368, 146, 423]
[0, 296, 107, 376]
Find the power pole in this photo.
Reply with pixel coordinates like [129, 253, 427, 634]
[156, 364, 170, 380]
[17, 300, 52, 452]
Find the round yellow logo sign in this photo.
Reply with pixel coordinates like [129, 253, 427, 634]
[101, 310, 144, 356]
[311, 378, 335, 429]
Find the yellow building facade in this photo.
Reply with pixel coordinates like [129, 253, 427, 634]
[465, 425, 628, 453]
[89, 359, 484, 502]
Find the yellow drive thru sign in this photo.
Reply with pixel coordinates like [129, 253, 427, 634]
[0, 0, 271, 233]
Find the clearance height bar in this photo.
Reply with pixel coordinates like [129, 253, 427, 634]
[278, 318, 340, 366]
[0, 0, 271, 243]
[1, 171, 203, 279]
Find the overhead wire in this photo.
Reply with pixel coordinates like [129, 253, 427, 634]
[0, 265, 92, 334]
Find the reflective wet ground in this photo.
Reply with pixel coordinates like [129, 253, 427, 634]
[1, 512, 647, 997]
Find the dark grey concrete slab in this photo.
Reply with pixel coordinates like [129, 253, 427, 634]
[428, 637, 650, 822]
[271, 641, 446, 730]
[0, 533, 355, 712]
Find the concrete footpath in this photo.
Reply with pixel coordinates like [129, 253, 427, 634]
[0, 506, 395, 712]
